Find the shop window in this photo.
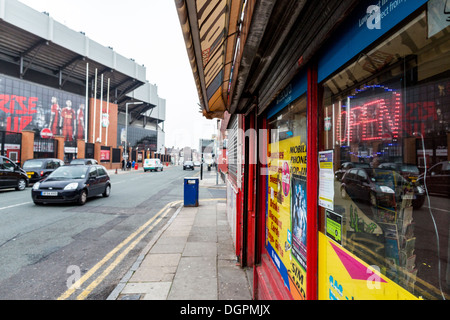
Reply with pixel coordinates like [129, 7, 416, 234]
[319, 10, 449, 299]
[267, 95, 307, 299]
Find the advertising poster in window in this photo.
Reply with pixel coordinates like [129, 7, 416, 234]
[267, 135, 307, 300]
[291, 174, 307, 270]
[100, 149, 110, 161]
[318, 233, 419, 300]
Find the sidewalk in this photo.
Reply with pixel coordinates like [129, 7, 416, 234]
[107, 168, 252, 300]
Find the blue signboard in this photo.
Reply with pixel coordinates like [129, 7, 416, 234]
[318, 0, 428, 83]
[267, 70, 307, 119]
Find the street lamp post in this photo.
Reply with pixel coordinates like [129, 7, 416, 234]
[125, 101, 143, 159]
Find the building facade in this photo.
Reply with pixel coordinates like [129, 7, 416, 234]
[0, 0, 166, 168]
[177, 0, 450, 300]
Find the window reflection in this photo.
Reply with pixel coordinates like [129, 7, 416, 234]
[320, 11, 449, 299]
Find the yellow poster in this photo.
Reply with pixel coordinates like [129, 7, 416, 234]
[318, 232, 419, 300]
[267, 136, 307, 300]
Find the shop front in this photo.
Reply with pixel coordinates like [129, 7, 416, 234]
[254, 0, 449, 300]
[254, 68, 310, 299]
[316, 1, 449, 300]
[175, 0, 449, 300]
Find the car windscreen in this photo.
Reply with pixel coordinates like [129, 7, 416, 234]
[353, 163, 370, 168]
[369, 169, 407, 186]
[400, 165, 420, 174]
[23, 160, 44, 169]
[185, 161, 193, 165]
[48, 166, 87, 179]
[70, 159, 86, 165]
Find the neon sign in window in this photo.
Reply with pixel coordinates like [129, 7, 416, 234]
[336, 86, 401, 145]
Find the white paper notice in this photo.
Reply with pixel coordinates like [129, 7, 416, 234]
[319, 151, 334, 210]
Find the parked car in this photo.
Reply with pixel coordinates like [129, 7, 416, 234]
[31, 164, 111, 205]
[335, 162, 370, 181]
[23, 158, 65, 184]
[417, 161, 450, 197]
[70, 158, 98, 165]
[377, 162, 425, 208]
[0, 155, 28, 191]
[340, 167, 414, 209]
[193, 161, 201, 167]
[183, 161, 194, 170]
[143, 158, 163, 172]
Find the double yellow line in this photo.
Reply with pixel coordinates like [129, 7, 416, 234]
[58, 200, 182, 300]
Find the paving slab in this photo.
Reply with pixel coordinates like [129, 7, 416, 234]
[108, 171, 251, 301]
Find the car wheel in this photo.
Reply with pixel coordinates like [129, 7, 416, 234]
[103, 184, 111, 197]
[16, 178, 26, 191]
[78, 190, 87, 205]
[33, 201, 42, 205]
[412, 196, 425, 209]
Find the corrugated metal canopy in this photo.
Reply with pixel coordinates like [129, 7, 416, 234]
[176, 0, 361, 119]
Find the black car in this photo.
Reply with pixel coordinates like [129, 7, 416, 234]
[32, 164, 111, 205]
[335, 162, 370, 181]
[70, 158, 98, 165]
[340, 167, 413, 209]
[0, 155, 28, 191]
[378, 162, 425, 208]
[183, 161, 194, 170]
[417, 161, 450, 197]
[23, 158, 65, 183]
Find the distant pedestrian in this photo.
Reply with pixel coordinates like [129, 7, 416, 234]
[121, 159, 125, 171]
[127, 160, 131, 170]
[132, 160, 135, 169]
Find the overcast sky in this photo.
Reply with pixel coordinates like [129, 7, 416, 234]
[18, 0, 217, 150]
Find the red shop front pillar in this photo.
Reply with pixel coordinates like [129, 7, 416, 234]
[306, 64, 319, 300]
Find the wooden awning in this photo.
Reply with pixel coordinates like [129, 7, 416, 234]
[175, 0, 242, 119]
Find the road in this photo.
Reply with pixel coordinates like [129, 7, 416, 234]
[0, 165, 218, 300]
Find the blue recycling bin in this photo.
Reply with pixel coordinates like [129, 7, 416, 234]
[184, 177, 199, 207]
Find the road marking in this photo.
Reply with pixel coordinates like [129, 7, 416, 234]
[423, 206, 450, 213]
[57, 199, 182, 300]
[76, 205, 173, 300]
[0, 202, 32, 211]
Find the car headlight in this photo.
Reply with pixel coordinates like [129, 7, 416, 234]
[379, 186, 395, 194]
[416, 185, 424, 194]
[64, 183, 79, 190]
[32, 182, 40, 190]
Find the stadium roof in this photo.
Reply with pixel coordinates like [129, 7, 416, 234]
[0, 0, 147, 105]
